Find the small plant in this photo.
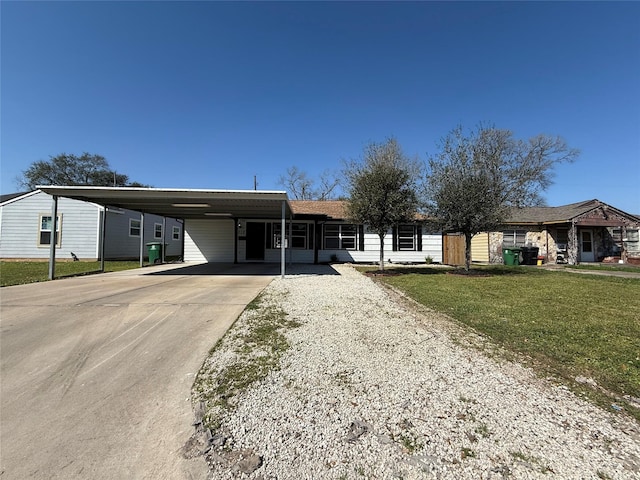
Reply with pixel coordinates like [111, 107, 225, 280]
[397, 433, 423, 454]
[425, 255, 434, 264]
[193, 292, 301, 432]
[461, 447, 476, 459]
[474, 423, 491, 438]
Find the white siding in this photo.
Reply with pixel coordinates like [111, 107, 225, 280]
[317, 229, 442, 264]
[184, 219, 234, 262]
[0, 191, 101, 259]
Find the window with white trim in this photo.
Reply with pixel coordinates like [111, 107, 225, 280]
[502, 229, 526, 247]
[398, 225, 416, 251]
[626, 229, 640, 252]
[172, 226, 181, 240]
[129, 219, 141, 237]
[324, 224, 357, 250]
[38, 214, 61, 247]
[154, 223, 163, 239]
[273, 222, 308, 249]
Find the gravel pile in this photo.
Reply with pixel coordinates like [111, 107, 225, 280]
[201, 264, 640, 479]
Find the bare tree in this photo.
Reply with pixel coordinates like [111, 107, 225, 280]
[424, 126, 579, 271]
[344, 138, 421, 271]
[277, 166, 339, 200]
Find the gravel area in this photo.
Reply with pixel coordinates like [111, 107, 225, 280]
[197, 264, 640, 479]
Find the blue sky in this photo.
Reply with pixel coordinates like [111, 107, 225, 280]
[2, 1, 639, 213]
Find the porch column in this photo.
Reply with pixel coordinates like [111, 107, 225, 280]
[281, 201, 286, 278]
[100, 207, 106, 272]
[48, 195, 59, 280]
[139, 212, 145, 268]
[568, 220, 577, 265]
[234, 218, 238, 264]
[162, 217, 167, 263]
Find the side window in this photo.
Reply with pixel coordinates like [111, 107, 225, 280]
[172, 226, 181, 241]
[38, 214, 62, 247]
[503, 229, 526, 247]
[154, 223, 163, 239]
[129, 219, 141, 237]
[625, 229, 640, 252]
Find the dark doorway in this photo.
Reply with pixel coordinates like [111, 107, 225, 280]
[246, 222, 265, 260]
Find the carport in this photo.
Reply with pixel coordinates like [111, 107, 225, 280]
[37, 186, 292, 279]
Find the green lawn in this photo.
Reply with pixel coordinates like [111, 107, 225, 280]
[362, 266, 640, 418]
[0, 260, 143, 287]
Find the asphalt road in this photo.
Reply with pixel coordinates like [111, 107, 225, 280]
[1, 263, 277, 479]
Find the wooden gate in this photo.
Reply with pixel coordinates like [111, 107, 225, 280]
[443, 233, 466, 266]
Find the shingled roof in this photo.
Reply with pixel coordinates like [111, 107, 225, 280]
[290, 200, 347, 219]
[0, 191, 33, 204]
[506, 199, 639, 224]
[289, 199, 638, 226]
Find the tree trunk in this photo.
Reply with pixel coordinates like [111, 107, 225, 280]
[465, 232, 473, 271]
[379, 233, 385, 271]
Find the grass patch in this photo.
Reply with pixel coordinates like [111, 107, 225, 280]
[0, 260, 144, 286]
[193, 292, 300, 431]
[361, 266, 640, 420]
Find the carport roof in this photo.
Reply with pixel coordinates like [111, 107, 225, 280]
[37, 186, 291, 219]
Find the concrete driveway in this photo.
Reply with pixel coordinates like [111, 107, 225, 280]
[1, 263, 278, 479]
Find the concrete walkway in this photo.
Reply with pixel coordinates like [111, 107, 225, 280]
[0, 263, 277, 479]
[541, 264, 640, 279]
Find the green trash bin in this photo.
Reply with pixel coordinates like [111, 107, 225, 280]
[503, 247, 521, 265]
[146, 242, 163, 264]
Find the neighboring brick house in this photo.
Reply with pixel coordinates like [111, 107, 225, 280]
[475, 200, 640, 265]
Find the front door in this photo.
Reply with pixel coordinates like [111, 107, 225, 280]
[246, 222, 265, 261]
[580, 230, 595, 262]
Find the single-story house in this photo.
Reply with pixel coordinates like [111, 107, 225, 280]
[471, 199, 640, 265]
[184, 199, 442, 264]
[0, 190, 183, 261]
[25, 187, 441, 271]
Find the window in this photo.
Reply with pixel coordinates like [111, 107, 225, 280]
[503, 229, 526, 247]
[154, 223, 163, 239]
[129, 219, 141, 237]
[38, 214, 61, 246]
[324, 224, 357, 250]
[626, 229, 640, 253]
[172, 226, 181, 241]
[398, 225, 416, 251]
[272, 222, 308, 249]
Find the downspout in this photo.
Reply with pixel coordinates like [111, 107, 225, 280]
[48, 195, 58, 280]
[180, 219, 185, 262]
[139, 212, 145, 268]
